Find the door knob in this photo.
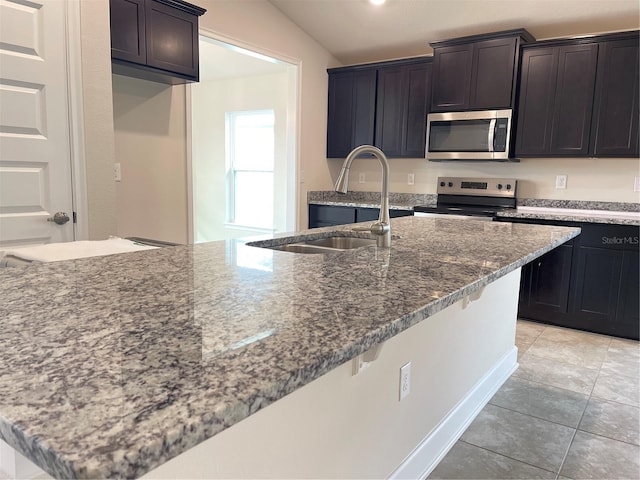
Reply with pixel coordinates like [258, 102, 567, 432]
[47, 212, 70, 225]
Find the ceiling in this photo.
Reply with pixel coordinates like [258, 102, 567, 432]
[268, 0, 640, 64]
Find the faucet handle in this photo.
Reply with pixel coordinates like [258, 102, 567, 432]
[352, 224, 373, 232]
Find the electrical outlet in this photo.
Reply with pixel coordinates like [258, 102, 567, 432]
[555, 175, 567, 189]
[358, 173, 366, 184]
[634, 176, 640, 192]
[399, 362, 411, 401]
[408, 173, 415, 185]
[114, 163, 122, 182]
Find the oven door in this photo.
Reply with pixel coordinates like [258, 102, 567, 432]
[426, 110, 512, 161]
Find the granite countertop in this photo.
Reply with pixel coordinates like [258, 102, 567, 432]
[497, 207, 640, 226]
[0, 217, 579, 479]
[308, 191, 640, 226]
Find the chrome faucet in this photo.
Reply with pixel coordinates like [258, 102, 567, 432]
[334, 145, 391, 247]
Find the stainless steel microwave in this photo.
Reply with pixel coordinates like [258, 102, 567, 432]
[426, 109, 513, 161]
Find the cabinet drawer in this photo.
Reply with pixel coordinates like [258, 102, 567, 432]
[309, 205, 356, 226]
[578, 224, 640, 250]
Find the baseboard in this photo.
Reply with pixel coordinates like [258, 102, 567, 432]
[389, 346, 518, 480]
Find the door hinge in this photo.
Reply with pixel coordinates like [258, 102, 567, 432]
[72, 211, 77, 224]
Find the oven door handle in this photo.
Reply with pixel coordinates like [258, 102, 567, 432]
[487, 118, 496, 153]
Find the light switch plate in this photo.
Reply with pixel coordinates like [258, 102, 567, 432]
[634, 176, 640, 192]
[114, 163, 122, 182]
[408, 173, 415, 185]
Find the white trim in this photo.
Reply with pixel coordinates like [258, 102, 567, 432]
[185, 85, 194, 245]
[198, 27, 300, 67]
[389, 347, 519, 480]
[186, 28, 302, 242]
[64, 0, 88, 241]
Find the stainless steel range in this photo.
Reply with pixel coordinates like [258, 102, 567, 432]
[414, 176, 517, 221]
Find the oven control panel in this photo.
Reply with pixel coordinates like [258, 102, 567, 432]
[436, 177, 517, 197]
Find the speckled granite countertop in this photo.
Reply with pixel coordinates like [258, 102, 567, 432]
[496, 207, 640, 226]
[308, 191, 640, 226]
[0, 218, 579, 479]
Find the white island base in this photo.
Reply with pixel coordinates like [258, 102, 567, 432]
[144, 268, 521, 480]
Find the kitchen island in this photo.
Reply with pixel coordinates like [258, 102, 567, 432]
[0, 217, 579, 479]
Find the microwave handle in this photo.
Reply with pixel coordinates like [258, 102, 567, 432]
[487, 119, 496, 152]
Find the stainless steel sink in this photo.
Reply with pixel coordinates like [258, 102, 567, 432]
[247, 234, 377, 254]
[303, 236, 376, 249]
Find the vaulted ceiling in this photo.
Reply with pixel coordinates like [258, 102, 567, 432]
[268, 0, 640, 64]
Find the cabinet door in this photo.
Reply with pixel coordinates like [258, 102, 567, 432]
[470, 37, 517, 109]
[431, 44, 473, 111]
[375, 66, 408, 157]
[375, 62, 431, 158]
[591, 38, 640, 157]
[110, 0, 146, 64]
[528, 245, 573, 314]
[404, 62, 432, 157]
[145, 0, 199, 79]
[571, 246, 622, 332]
[515, 47, 558, 156]
[616, 250, 640, 340]
[616, 250, 639, 339]
[550, 44, 598, 156]
[327, 70, 376, 158]
[356, 207, 380, 222]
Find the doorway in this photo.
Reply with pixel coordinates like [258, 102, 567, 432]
[190, 35, 298, 243]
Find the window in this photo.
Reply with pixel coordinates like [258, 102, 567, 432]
[226, 111, 275, 229]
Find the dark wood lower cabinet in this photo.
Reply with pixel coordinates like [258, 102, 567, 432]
[308, 204, 412, 228]
[501, 217, 639, 340]
[520, 243, 573, 317]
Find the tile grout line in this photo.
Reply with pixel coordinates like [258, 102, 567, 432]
[456, 439, 560, 477]
[554, 332, 610, 480]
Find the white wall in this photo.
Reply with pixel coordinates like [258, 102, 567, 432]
[192, 72, 289, 242]
[112, 76, 189, 244]
[196, 0, 340, 231]
[79, 0, 117, 239]
[330, 156, 640, 203]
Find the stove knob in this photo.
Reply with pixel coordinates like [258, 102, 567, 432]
[448, 182, 453, 187]
[440, 181, 445, 187]
[506, 184, 512, 190]
[497, 183, 503, 190]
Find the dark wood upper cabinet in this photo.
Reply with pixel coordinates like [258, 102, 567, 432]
[430, 29, 534, 112]
[590, 37, 640, 157]
[109, 0, 206, 85]
[375, 61, 432, 157]
[327, 57, 432, 158]
[326, 69, 377, 158]
[430, 44, 473, 111]
[514, 47, 558, 155]
[550, 44, 598, 156]
[110, 0, 146, 64]
[515, 30, 639, 158]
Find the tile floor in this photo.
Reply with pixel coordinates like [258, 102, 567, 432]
[428, 319, 640, 480]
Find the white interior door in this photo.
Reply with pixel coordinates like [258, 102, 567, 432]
[0, 0, 74, 247]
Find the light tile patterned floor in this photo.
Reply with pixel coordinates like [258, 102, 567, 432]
[428, 319, 640, 480]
